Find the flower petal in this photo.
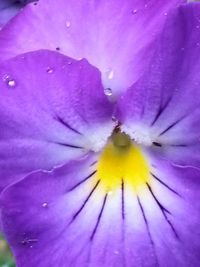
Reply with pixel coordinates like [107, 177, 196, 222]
[0, 50, 114, 193]
[0, 1, 20, 28]
[1, 154, 200, 266]
[116, 3, 200, 167]
[0, 0, 185, 96]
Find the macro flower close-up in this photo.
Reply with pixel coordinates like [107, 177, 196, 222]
[0, 0, 200, 266]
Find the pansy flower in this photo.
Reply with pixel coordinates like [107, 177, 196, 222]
[1, 1, 200, 267]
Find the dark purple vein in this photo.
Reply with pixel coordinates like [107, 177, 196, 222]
[150, 94, 174, 127]
[151, 173, 181, 197]
[90, 194, 108, 241]
[121, 178, 125, 220]
[137, 196, 160, 267]
[56, 142, 83, 149]
[69, 180, 100, 224]
[55, 115, 82, 135]
[67, 170, 97, 192]
[146, 183, 179, 239]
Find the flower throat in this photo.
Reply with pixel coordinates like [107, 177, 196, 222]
[96, 131, 150, 193]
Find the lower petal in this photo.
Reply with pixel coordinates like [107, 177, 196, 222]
[1, 152, 200, 266]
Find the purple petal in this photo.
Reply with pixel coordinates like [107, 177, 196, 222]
[0, 2, 20, 28]
[0, 1, 37, 29]
[1, 154, 200, 266]
[116, 3, 200, 167]
[0, 50, 114, 193]
[0, 0, 185, 96]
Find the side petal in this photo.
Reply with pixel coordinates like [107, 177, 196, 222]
[1, 154, 200, 267]
[116, 3, 200, 167]
[0, 50, 114, 193]
[0, 0, 185, 96]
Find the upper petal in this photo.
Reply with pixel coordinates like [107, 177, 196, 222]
[116, 3, 200, 167]
[0, 49, 114, 193]
[0, 0, 185, 97]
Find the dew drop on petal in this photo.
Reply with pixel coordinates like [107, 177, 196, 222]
[164, 12, 168, 16]
[66, 20, 71, 28]
[132, 9, 138, 15]
[46, 67, 53, 74]
[104, 88, 112, 96]
[3, 75, 16, 88]
[7, 79, 16, 88]
[42, 202, 48, 208]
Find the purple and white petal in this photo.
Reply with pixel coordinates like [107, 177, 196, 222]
[0, 50, 114, 193]
[0, 0, 185, 96]
[1, 154, 200, 267]
[116, 3, 200, 167]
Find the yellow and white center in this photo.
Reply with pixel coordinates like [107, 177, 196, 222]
[96, 131, 150, 193]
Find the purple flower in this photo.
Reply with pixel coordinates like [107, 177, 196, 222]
[0, 1, 200, 267]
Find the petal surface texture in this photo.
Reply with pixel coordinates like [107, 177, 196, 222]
[0, 50, 114, 193]
[1, 154, 200, 267]
[0, 0, 185, 96]
[116, 3, 200, 167]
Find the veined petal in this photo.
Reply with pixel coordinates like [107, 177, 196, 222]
[116, 3, 200, 167]
[1, 153, 200, 267]
[0, 0, 185, 96]
[0, 50, 114, 193]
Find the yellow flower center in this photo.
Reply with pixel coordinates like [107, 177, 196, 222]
[96, 131, 150, 193]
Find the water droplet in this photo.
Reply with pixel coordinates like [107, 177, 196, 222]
[7, 79, 16, 88]
[164, 12, 168, 16]
[66, 21, 71, 28]
[132, 9, 138, 15]
[144, 4, 148, 8]
[104, 88, 112, 96]
[46, 67, 53, 74]
[42, 202, 48, 208]
[114, 250, 119, 255]
[21, 238, 38, 246]
[196, 25, 200, 29]
[3, 74, 16, 88]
